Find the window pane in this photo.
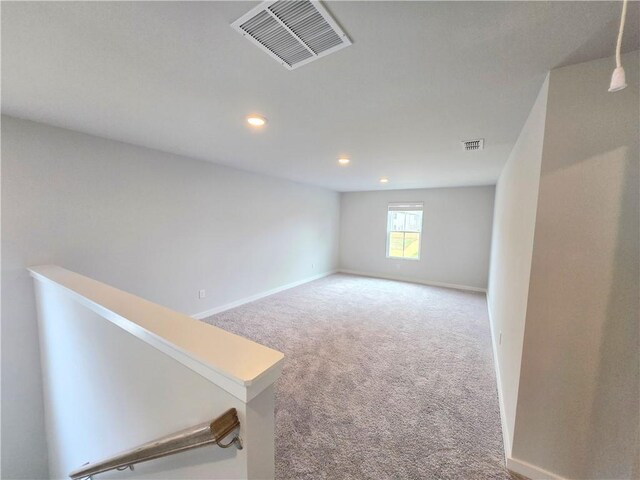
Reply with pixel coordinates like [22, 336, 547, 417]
[403, 232, 420, 259]
[386, 203, 423, 259]
[388, 211, 406, 232]
[388, 232, 404, 257]
[404, 212, 423, 232]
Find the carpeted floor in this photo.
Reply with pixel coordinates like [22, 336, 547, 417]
[204, 274, 518, 479]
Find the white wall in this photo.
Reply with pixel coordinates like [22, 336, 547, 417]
[513, 53, 639, 479]
[339, 187, 495, 290]
[32, 266, 281, 480]
[1, 115, 340, 479]
[487, 76, 549, 454]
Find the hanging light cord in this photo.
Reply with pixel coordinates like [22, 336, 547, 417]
[615, 0, 628, 69]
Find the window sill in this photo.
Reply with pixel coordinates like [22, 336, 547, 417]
[386, 256, 421, 261]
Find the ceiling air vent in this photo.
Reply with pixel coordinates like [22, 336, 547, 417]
[462, 139, 485, 151]
[231, 0, 351, 70]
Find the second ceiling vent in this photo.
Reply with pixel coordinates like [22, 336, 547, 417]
[231, 0, 351, 70]
[461, 139, 485, 151]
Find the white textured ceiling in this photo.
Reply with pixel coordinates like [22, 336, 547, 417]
[2, 1, 638, 191]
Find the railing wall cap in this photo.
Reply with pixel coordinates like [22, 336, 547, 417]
[29, 265, 284, 402]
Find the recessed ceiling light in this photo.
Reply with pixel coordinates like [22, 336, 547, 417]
[246, 115, 267, 127]
[379, 177, 389, 184]
[338, 157, 350, 165]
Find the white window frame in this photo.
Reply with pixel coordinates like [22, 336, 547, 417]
[385, 202, 424, 261]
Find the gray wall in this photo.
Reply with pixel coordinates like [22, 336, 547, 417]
[1, 116, 340, 479]
[339, 187, 495, 290]
[513, 53, 639, 479]
[487, 76, 549, 453]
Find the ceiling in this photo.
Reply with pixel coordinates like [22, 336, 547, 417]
[2, 1, 638, 192]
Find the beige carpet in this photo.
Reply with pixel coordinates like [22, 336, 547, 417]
[204, 274, 517, 479]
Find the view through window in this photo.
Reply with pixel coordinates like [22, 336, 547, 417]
[386, 202, 423, 259]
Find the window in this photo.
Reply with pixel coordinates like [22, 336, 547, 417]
[386, 202, 423, 260]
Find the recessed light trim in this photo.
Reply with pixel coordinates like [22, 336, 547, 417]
[338, 157, 350, 165]
[246, 115, 267, 127]
[379, 177, 389, 184]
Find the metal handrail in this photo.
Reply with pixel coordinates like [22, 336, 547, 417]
[69, 408, 243, 480]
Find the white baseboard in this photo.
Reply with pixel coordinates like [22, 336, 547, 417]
[507, 457, 566, 480]
[486, 292, 512, 460]
[486, 293, 566, 480]
[338, 269, 487, 293]
[191, 270, 337, 320]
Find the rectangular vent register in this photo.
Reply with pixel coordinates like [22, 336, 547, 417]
[232, 0, 352, 70]
[461, 139, 485, 151]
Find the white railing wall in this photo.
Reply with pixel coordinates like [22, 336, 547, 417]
[30, 266, 283, 480]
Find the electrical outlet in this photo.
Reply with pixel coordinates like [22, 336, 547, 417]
[499, 331, 503, 345]
[198, 289, 206, 299]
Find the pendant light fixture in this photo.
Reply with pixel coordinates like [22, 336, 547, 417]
[609, 0, 629, 92]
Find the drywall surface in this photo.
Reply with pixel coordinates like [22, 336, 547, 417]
[1, 116, 339, 479]
[513, 52, 639, 478]
[487, 76, 549, 453]
[339, 186, 495, 290]
[33, 273, 277, 479]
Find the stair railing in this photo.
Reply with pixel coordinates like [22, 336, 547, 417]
[69, 408, 242, 480]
